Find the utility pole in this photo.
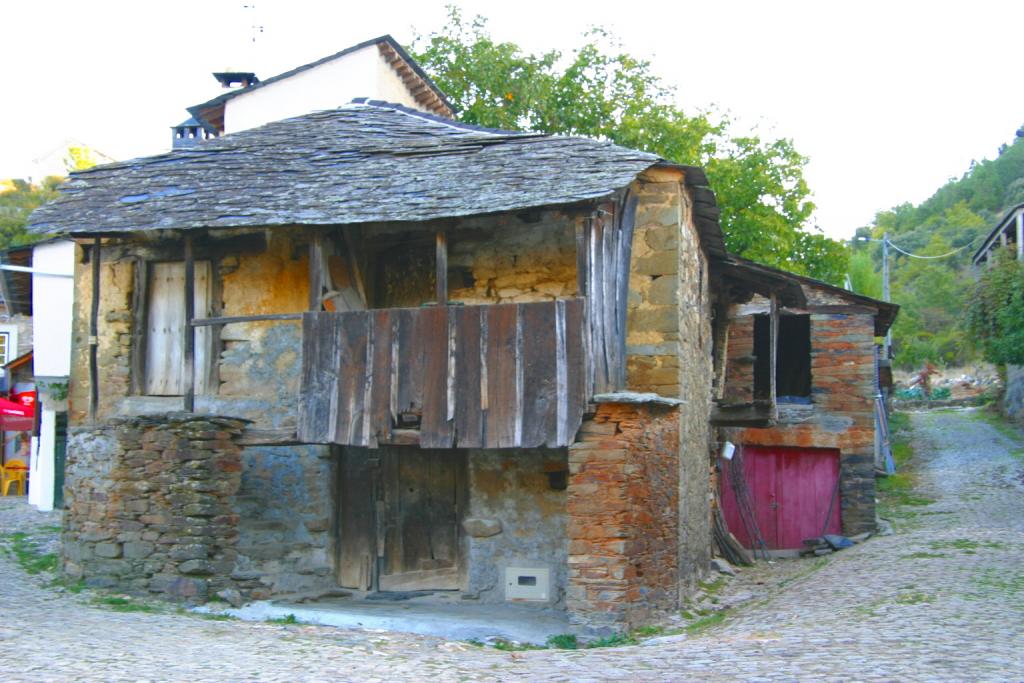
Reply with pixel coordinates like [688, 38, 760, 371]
[882, 232, 890, 359]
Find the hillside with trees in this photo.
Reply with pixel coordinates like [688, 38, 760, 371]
[851, 127, 1024, 369]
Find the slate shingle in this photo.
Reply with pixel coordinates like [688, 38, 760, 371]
[28, 102, 666, 235]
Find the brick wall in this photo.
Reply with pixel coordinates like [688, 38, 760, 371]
[566, 403, 680, 630]
[723, 315, 754, 404]
[722, 302, 879, 535]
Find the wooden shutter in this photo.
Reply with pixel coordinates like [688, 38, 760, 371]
[145, 261, 211, 396]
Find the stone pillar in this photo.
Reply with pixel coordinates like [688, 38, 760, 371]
[62, 414, 247, 603]
[566, 403, 680, 632]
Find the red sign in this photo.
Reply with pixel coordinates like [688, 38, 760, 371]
[13, 391, 35, 409]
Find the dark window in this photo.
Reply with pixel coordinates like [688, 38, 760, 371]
[753, 314, 811, 401]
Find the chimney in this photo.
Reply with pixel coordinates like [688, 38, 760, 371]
[212, 72, 260, 89]
[171, 117, 217, 150]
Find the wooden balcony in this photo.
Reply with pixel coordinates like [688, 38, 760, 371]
[298, 299, 588, 449]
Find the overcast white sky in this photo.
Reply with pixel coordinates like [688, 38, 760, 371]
[2, 0, 1022, 239]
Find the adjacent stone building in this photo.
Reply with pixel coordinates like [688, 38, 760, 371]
[714, 260, 897, 550]
[27, 98, 770, 631]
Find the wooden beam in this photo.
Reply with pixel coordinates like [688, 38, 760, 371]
[309, 232, 325, 311]
[129, 259, 149, 395]
[190, 313, 303, 327]
[183, 234, 195, 412]
[769, 292, 779, 422]
[342, 229, 368, 307]
[237, 426, 301, 447]
[89, 237, 101, 422]
[378, 428, 421, 447]
[435, 230, 448, 304]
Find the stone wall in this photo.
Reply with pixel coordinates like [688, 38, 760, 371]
[626, 173, 685, 397]
[624, 169, 713, 598]
[62, 414, 247, 602]
[463, 449, 568, 606]
[448, 211, 578, 305]
[722, 298, 879, 535]
[1003, 364, 1024, 422]
[566, 403, 681, 631]
[232, 445, 335, 599]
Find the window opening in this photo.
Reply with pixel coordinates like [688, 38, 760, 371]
[753, 314, 811, 402]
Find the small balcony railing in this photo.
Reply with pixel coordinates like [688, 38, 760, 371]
[298, 299, 588, 449]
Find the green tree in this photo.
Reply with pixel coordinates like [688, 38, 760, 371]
[63, 145, 101, 173]
[0, 177, 63, 250]
[412, 9, 847, 283]
[889, 235, 970, 368]
[965, 248, 1024, 366]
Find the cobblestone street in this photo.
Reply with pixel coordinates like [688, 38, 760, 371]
[1, 408, 1022, 682]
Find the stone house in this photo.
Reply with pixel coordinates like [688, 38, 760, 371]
[26, 98, 788, 631]
[712, 259, 898, 551]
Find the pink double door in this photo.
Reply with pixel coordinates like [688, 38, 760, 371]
[721, 446, 841, 550]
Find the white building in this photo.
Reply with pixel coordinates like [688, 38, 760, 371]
[27, 239, 75, 511]
[180, 35, 453, 145]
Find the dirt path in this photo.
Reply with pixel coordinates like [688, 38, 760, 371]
[1, 408, 1022, 681]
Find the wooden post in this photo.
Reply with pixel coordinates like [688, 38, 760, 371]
[769, 292, 779, 421]
[183, 234, 195, 412]
[435, 230, 448, 305]
[89, 237, 101, 422]
[309, 232, 324, 311]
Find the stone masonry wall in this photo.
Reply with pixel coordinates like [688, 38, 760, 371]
[567, 403, 680, 631]
[464, 449, 568, 606]
[231, 445, 336, 599]
[62, 414, 247, 603]
[626, 173, 685, 397]
[448, 211, 578, 305]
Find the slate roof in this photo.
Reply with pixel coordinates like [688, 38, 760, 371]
[28, 101, 679, 237]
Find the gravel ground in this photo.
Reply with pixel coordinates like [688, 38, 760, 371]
[0, 407, 1022, 681]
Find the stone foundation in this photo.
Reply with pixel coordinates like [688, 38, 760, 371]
[62, 414, 247, 602]
[567, 403, 681, 630]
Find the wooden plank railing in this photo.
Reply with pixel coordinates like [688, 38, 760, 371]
[298, 299, 587, 449]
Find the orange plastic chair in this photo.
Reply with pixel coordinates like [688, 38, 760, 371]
[2, 463, 28, 496]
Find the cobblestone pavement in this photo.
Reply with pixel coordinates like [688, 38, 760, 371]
[1, 408, 1023, 681]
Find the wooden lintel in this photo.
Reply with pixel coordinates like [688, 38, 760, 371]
[191, 313, 303, 327]
[710, 403, 776, 428]
[379, 429, 421, 447]
[237, 427, 302, 447]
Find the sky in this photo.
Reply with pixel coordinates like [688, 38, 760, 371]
[2, 0, 1022, 240]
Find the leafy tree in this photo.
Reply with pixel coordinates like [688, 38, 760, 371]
[64, 145, 101, 173]
[858, 128, 1024, 368]
[411, 9, 847, 283]
[965, 248, 1024, 366]
[0, 177, 63, 250]
[847, 249, 881, 300]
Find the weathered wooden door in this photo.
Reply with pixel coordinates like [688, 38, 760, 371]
[721, 446, 841, 550]
[337, 448, 464, 591]
[145, 261, 212, 395]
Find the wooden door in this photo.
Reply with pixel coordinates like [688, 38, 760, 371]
[144, 261, 212, 395]
[336, 448, 464, 591]
[721, 446, 841, 550]
[337, 449, 378, 589]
